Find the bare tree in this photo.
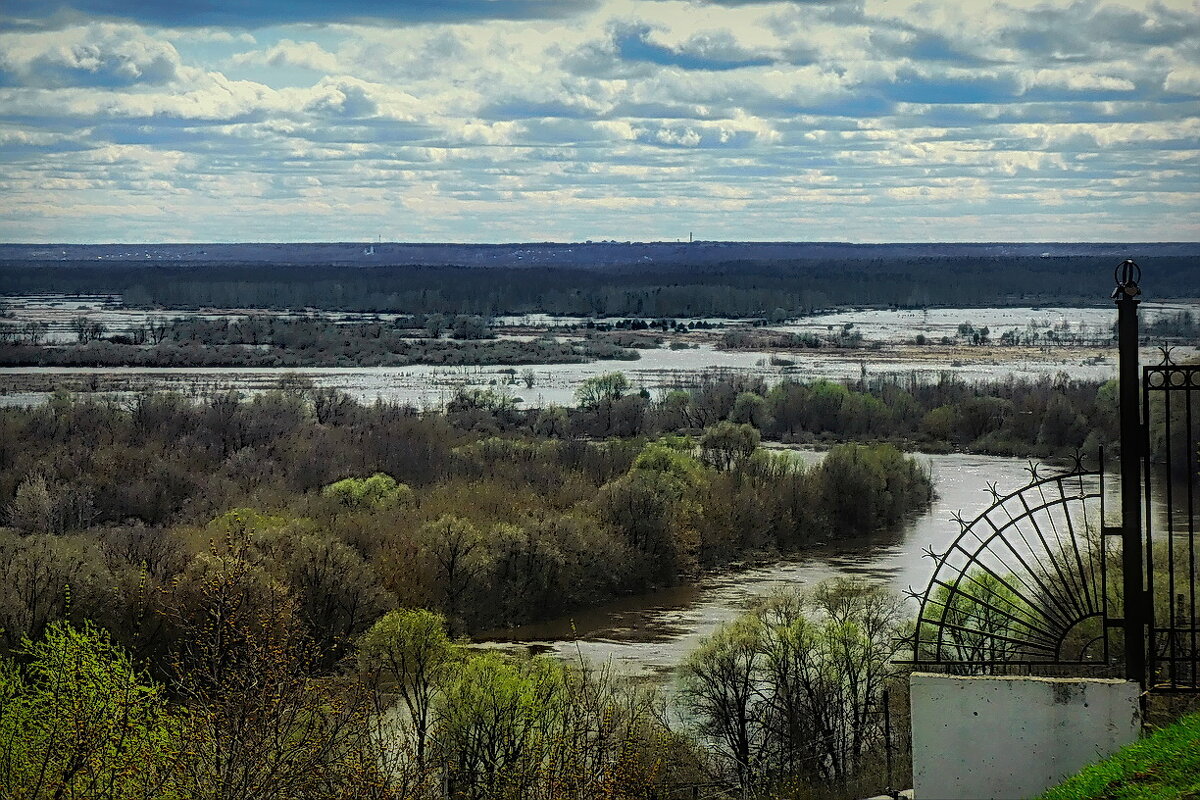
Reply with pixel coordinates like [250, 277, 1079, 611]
[679, 579, 908, 795]
[70, 316, 92, 343]
[146, 315, 169, 345]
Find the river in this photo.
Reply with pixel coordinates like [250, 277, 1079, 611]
[476, 452, 1053, 682]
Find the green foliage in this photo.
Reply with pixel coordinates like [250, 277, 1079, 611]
[730, 391, 771, 429]
[0, 531, 114, 650]
[6, 473, 94, 534]
[917, 570, 1031, 671]
[678, 615, 769, 787]
[699, 421, 761, 471]
[1038, 394, 1086, 448]
[322, 472, 414, 509]
[817, 443, 932, 535]
[1036, 712, 1200, 800]
[631, 438, 705, 488]
[0, 392, 938, 800]
[678, 580, 909, 796]
[575, 372, 630, 409]
[429, 650, 693, 799]
[920, 404, 961, 441]
[206, 506, 293, 535]
[594, 466, 701, 584]
[419, 515, 486, 627]
[806, 380, 853, 432]
[256, 526, 396, 668]
[530, 405, 567, 437]
[435, 652, 567, 796]
[358, 609, 453, 768]
[451, 314, 490, 340]
[0, 621, 181, 800]
[0, 392, 931, 644]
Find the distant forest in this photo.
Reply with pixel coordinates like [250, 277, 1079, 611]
[2, 250, 1196, 317]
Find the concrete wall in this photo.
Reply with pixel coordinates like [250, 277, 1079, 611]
[910, 673, 1141, 800]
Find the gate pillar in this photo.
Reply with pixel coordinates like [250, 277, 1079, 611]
[1114, 259, 1147, 684]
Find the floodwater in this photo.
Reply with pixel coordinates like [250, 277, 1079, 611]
[3, 341, 1194, 409]
[3, 296, 1197, 407]
[770, 304, 1199, 344]
[474, 452, 1055, 681]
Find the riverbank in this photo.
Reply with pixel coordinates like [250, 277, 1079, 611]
[473, 451, 1042, 682]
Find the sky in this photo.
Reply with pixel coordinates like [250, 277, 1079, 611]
[0, 0, 1197, 243]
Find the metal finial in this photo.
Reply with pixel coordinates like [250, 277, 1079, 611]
[1112, 259, 1141, 300]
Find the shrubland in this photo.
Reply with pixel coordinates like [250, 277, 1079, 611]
[0, 387, 931, 649]
[0, 368, 1142, 798]
[0, 384, 943, 798]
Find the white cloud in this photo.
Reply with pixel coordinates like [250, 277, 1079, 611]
[1164, 65, 1200, 94]
[1022, 69, 1137, 93]
[0, 0, 1196, 242]
[0, 23, 183, 87]
[231, 39, 341, 73]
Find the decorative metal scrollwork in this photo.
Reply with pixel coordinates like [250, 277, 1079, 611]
[908, 464, 1112, 671]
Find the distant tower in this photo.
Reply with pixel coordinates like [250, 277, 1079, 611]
[689, 232, 693, 243]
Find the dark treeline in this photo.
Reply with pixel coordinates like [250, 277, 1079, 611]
[1144, 309, 1200, 339]
[3, 253, 1196, 317]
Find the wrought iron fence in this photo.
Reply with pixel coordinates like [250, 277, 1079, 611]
[905, 460, 1113, 672]
[908, 261, 1200, 693]
[1143, 351, 1200, 691]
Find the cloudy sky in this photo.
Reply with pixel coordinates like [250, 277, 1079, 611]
[0, 0, 1197, 243]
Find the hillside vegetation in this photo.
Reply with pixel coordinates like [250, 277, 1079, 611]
[1037, 713, 1200, 800]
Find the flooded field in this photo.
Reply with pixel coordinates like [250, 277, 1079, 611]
[0, 293, 409, 344]
[2, 296, 1196, 407]
[1, 343, 1187, 409]
[4, 295, 1198, 407]
[3, 340, 1195, 409]
[769, 304, 1199, 344]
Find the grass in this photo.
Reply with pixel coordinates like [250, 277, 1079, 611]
[1035, 712, 1200, 800]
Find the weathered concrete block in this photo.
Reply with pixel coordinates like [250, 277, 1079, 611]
[910, 673, 1141, 800]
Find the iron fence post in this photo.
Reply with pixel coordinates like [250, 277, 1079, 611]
[1114, 259, 1147, 684]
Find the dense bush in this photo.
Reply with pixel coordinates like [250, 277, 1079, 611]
[621, 373, 1119, 458]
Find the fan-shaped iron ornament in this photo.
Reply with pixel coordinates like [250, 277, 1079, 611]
[907, 463, 1116, 672]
